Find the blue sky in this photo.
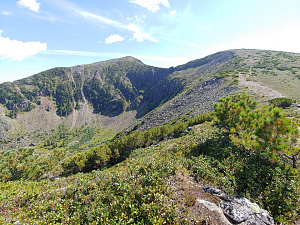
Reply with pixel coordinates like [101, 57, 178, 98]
[1, 0, 300, 84]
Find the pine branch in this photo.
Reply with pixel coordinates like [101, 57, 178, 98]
[281, 153, 293, 160]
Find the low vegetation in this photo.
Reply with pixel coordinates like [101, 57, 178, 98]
[61, 112, 214, 174]
[1, 94, 300, 224]
[41, 125, 115, 152]
[2, 49, 300, 223]
[0, 152, 178, 224]
[0, 148, 65, 182]
[269, 97, 296, 108]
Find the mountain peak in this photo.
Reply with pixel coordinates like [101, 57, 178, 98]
[89, 56, 144, 67]
[121, 56, 142, 62]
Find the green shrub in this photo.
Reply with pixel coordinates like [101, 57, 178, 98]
[215, 93, 300, 168]
[0, 148, 66, 181]
[269, 97, 296, 108]
[229, 79, 238, 85]
[0, 151, 178, 224]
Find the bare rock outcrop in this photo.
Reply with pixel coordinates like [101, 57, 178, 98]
[202, 187, 274, 225]
[169, 173, 274, 225]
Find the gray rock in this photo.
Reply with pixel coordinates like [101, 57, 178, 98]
[197, 199, 231, 225]
[0, 115, 11, 140]
[45, 105, 52, 111]
[203, 187, 274, 225]
[202, 187, 234, 201]
[221, 202, 249, 223]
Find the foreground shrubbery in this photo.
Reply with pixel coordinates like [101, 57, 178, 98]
[178, 131, 300, 223]
[1, 99, 300, 223]
[1, 123, 299, 223]
[0, 147, 178, 224]
[0, 148, 65, 182]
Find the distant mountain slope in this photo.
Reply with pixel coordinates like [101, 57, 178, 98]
[1, 49, 300, 149]
[0, 56, 175, 118]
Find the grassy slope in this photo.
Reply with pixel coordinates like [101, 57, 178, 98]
[1, 120, 299, 224]
[35, 125, 115, 154]
[235, 49, 300, 100]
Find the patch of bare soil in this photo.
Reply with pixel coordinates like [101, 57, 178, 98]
[64, 101, 137, 132]
[238, 69, 284, 99]
[294, 217, 300, 225]
[168, 172, 231, 224]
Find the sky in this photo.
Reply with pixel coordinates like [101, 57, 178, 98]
[1, 0, 300, 84]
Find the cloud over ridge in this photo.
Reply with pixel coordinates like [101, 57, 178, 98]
[0, 30, 47, 61]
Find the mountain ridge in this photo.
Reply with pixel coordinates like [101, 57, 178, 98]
[1, 49, 300, 150]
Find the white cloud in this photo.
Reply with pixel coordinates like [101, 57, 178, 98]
[17, 0, 40, 12]
[2, 11, 12, 16]
[43, 49, 193, 68]
[105, 34, 125, 44]
[77, 10, 119, 26]
[50, 0, 158, 43]
[201, 21, 300, 56]
[76, 9, 157, 43]
[170, 10, 176, 16]
[0, 31, 47, 61]
[132, 30, 157, 42]
[131, 0, 170, 12]
[126, 24, 158, 42]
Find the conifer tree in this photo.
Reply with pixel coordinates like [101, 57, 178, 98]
[214, 93, 300, 168]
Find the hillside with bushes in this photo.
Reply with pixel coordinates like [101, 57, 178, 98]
[0, 94, 300, 224]
[1, 49, 300, 151]
[1, 49, 300, 223]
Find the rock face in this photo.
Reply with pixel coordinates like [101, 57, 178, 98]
[202, 187, 274, 225]
[0, 116, 10, 140]
[0, 105, 11, 140]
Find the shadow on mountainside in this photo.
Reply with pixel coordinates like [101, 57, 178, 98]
[185, 135, 299, 222]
